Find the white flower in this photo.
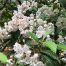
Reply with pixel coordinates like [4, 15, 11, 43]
[30, 26, 33, 31]
[18, 18, 29, 29]
[26, 50, 31, 57]
[36, 31, 44, 38]
[30, 53, 38, 63]
[17, 5, 22, 13]
[14, 53, 23, 59]
[36, 26, 45, 38]
[31, 1, 37, 7]
[30, 14, 34, 20]
[64, 37, 66, 40]
[56, 17, 66, 29]
[13, 42, 23, 54]
[36, 61, 45, 66]
[63, 50, 66, 54]
[23, 44, 30, 53]
[44, 24, 48, 28]
[4, 20, 18, 32]
[29, 20, 34, 25]
[36, 5, 54, 19]
[30, 61, 44, 66]
[46, 35, 52, 41]
[62, 58, 66, 62]
[6, 59, 13, 66]
[30, 63, 35, 66]
[37, 19, 44, 25]
[0, 27, 10, 40]
[13, 43, 45, 66]
[43, 21, 47, 24]
[47, 23, 54, 34]
[57, 35, 64, 43]
[54, 0, 58, 3]
[37, 26, 44, 30]
[13, 10, 18, 15]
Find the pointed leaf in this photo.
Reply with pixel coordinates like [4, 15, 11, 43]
[44, 41, 57, 53]
[57, 44, 66, 50]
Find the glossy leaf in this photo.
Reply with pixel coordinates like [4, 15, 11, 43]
[44, 41, 57, 53]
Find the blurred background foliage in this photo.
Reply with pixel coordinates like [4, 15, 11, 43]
[0, 0, 17, 26]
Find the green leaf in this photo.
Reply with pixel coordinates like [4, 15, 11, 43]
[44, 41, 57, 53]
[25, 39, 33, 48]
[0, 52, 8, 63]
[40, 49, 61, 66]
[57, 44, 66, 50]
[27, 32, 39, 42]
[59, 0, 66, 9]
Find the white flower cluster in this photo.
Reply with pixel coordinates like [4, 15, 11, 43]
[6, 55, 14, 66]
[57, 35, 66, 43]
[57, 35, 64, 43]
[56, 17, 66, 30]
[0, 0, 54, 41]
[13, 42, 45, 66]
[36, 20, 54, 38]
[17, 0, 37, 13]
[36, 5, 54, 19]
[0, 27, 10, 40]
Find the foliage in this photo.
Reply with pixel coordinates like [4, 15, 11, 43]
[0, 52, 8, 63]
[0, 0, 17, 26]
[44, 40, 57, 53]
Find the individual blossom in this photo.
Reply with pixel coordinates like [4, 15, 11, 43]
[36, 18, 44, 25]
[6, 55, 13, 66]
[0, 27, 10, 40]
[56, 17, 66, 30]
[36, 26, 45, 38]
[57, 35, 64, 43]
[35, 61, 45, 66]
[47, 23, 54, 34]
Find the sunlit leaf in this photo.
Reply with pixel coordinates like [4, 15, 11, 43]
[0, 52, 8, 63]
[44, 41, 57, 53]
[57, 44, 66, 50]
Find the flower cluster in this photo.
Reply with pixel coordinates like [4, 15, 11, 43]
[36, 5, 54, 20]
[7, 42, 45, 66]
[0, 0, 54, 41]
[56, 17, 66, 30]
[57, 35, 66, 43]
[0, 27, 10, 40]
[17, 0, 37, 13]
[36, 21, 54, 38]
